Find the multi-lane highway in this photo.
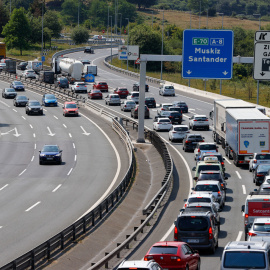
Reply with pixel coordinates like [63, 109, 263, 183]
[64, 47, 255, 269]
[0, 73, 130, 267]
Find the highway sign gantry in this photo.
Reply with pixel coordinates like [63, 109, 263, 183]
[182, 29, 234, 79]
[253, 42, 270, 80]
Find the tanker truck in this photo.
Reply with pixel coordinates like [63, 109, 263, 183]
[52, 57, 83, 84]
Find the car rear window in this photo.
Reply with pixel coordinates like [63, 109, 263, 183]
[111, 95, 119, 99]
[174, 127, 188, 132]
[253, 223, 270, 232]
[148, 246, 178, 255]
[178, 216, 208, 231]
[200, 145, 217, 150]
[146, 97, 155, 101]
[188, 197, 211, 203]
[132, 93, 139, 97]
[160, 119, 171, 123]
[170, 112, 181, 117]
[195, 117, 207, 121]
[223, 251, 266, 268]
[77, 83, 86, 86]
[195, 184, 219, 192]
[99, 82, 107, 85]
[198, 173, 221, 181]
[198, 165, 221, 173]
[119, 268, 149, 270]
[169, 107, 182, 113]
[165, 86, 174, 89]
[202, 155, 223, 163]
[188, 135, 203, 141]
[256, 154, 270, 160]
[185, 206, 212, 213]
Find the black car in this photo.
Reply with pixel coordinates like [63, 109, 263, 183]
[39, 145, 62, 165]
[13, 95, 28, 107]
[10, 81, 25, 91]
[196, 170, 228, 189]
[84, 47, 94, 54]
[81, 59, 91, 65]
[183, 134, 204, 152]
[167, 111, 182, 124]
[56, 77, 69, 88]
[174, 211, 219, 254]
[253, 164, 270, 186]
[133, 82, 149, 92]
[17, 61, 28, 70]
[131, 105, 150, 119]
[145, 97, 156, 108]
[2, 88, 17, 99]
[26, 100, 43, 115]
[172, 101, 188, 113]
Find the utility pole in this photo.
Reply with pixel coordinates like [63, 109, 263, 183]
[78, 0, 80, 26]
[161, 10, 164, 80]
[126, 18, 129, 71]
[107, 6, 109, 40]
[110, 16, 112, 64]
[254, 13, 261, 104]
[119, 13, 122, 44]
[41, 0, 44, 52]
[217, 12, 224, 94]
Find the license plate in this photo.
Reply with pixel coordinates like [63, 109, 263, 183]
[192, 142, 197, 144]
[47, 158, 53, 160]
[188, 239, 199, 243]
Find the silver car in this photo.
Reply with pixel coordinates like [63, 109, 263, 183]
[22, 69, 36, 79]
[127, 92, 139, 104]
[247, 218, 270, 240]
[120, 100, 136, 111]
[105, 94, 121, 106]
[2, 88, 17, 99]
[168, 125, 189, 142]
[249, 153, 270, 172]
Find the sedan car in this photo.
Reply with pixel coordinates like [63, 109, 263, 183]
[39, 145, 62, 165]
[42, 94, 57, 106]
[88, 89, 103, 99]
[22, 69, 37, 79]
[194, 142, 218, 161]
[153, 117, 172, 131]
[133, 82, 149, 92]
[105, 94, 121, 106]
[26, 100, 43, 115]
[114, 87, 129, 98]
[144, 241, 200, 270]
[127, 92, 139, 104]
[253, 164, 270, 186]
[167, 111, 182, 124]
[120, 100, 136, 112]
[71, 82, 87, 93]
[17, 61, 28, 70]
[145, 97, 156, 108]
[63, 101, 79, 117]
[93, 81, 108, 92]
[10, 81, 25, 91]
[249, 153, 270, 172]
[168, 124, 189, 142]
[189, 114, 209, 130]
[159, 85, 175, 96]
[196, 170, 228, 189]
[80, 59, 91, 65]
[13, 95, 28, 107]
[131, 105, 150, 119]
[183, 133, 204, 152]
[2, 88, 17, 99]
[157, 103, 173, 115]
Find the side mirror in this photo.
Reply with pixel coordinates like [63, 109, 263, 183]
[180, 208, 184, 213]
[254, 189, 258, 192]
[223, 158, 225, 160]
[217, 146, 219, 149]
[225, 176, 228, 180]
[194, 250, 199, 254]
[60, 150, 63, 153]
[183, 199, 187, 202]
[39, 150, 41, 153]
[192, 167, 196, 171]
[193, 177, 198, 180]
[241, 205, 245, 212]
[191, 187, 194, 191]
[62, 106, 64, 109]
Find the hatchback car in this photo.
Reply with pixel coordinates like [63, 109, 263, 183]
[13, 95, 28, 107]
[157, 103, 173, 115]
[114, 87, 129, 98]
[145, 97, 156, 108]
[105, 94, 121, 106]
[93, 81, 108, 92]
[167, 111, 182, 124]
[71, 82, 87, 93]
[63, 101, 79, 117]
[183, 134, 204, 152]
[153, 117, 172, 131]
[127, 92, 139, 103]
[194, 142, 218, 161]
[0, 63, 6, 71]
[117, 260, 162, 270]
[17, 62, 28, 70]
[172, 101, 189, 113]
[39, 145, 62, 165]
[131, 105, 150, 119]
[249, 153, 270, 172]
[84, 47, 94, 53]
[133, 82, 149, 92]
[196, 170, 228, 190]
[88, 89, 102, 99]
[22, 69, 36, 79]
[253, 164, 270, 186]
[2, 88, 17, 99]
[26, 100, 43, 115]
[144, 241, 200, 270]
[169, 125, 189, 142]
[189, 115, 209, 130]
[56, 77, 69, 88]
[120, 100, 136, 112]
[42, 94, 57, 106]
[168, 106, 183, 114]
[247, 218, 270, 240]
[159, 85, 175, 96]
[10, 81, 25, 91]
[199, 152, 225, 172]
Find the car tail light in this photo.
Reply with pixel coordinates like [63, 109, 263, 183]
[205, 119, 209, 121]
[254, 160, 257, 163]
[144, 256, 153, 261]
[124, 105, 126, 107]
[194, 119, 197, 121]
[198, 149, 200, 152]
[161, 108, 165, 110]
[169, 116, 173, 118]
[257, 174, 264, 177]
[76, 86, 80, 87]
[221, 162, 224, 166]
[185, 140, 191, 143]
[135, 108, 138, 111]
[174, 226, 178, 240]
[184, 203, 187, 207]
[221, 184, 224, 188]
[201, 140, 204, 142]
[218, 191, 221, 197]
[172, 131, 177, 133]
[209, 227, 213, 239]
[263, 199, 270, 201]
[248, 232, 257, 236]
[171, 256, 181, 261]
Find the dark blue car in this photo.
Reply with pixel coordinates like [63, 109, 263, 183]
[10, 81, 25, 91]
[39, 145, 62, 165]
[42, 94, 58, 106]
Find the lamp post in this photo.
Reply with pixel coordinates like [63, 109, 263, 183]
[217, 12, 224, 29]
[151, 11, 153, 27]
[109, 16, 112, 64]
[41, 0, 44, 54]
[199, 0, 201, 29]
[125, 18, 129, 71]
[119, 13, 122, 44]
[161, 9, 164, 80]
[217, 12, 224, 94]
[78, 0, 80, 26]
[254, 13, 261, 104]
[10, 0, 11, 14]
[253, 13, 261, 30]
[107, 6, 109, 40]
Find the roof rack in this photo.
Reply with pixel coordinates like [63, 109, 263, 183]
[249, 190, 270, 196]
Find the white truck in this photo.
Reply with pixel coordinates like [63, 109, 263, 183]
[242, 190, 270, 240]
[225, 108, 270, 166]
[27, 61, 43, 73]
[211, 99, 256, 148]
[83, 64, 97, 76]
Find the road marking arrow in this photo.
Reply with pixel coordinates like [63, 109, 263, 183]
[223, 70, 228, 75]
[13, 127, 21, 137]
[186, 70, 192, 74]
[81, 126, 91, 136]
[47, 127, 55, 136]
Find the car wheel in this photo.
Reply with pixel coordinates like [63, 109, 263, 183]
[40, 111, 43, 115]
[196, 260, 201, 270]
[26, 111, 28, 115]
[210, 243, 216, 254]
[249, 167, 252, 172]
[206, 126, 210, 131]
[184, 147, 187, 152]
[173, 94, 175, 96]
[185, 266, 189, 270]
[218, 224, 221, 232]
[58, 159, 62, 165]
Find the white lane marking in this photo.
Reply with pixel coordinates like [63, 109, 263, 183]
[29, 124, 33, 129]
[160, 223, 175, 241]
[63, 124, 67, 128]
[236, 171, 242, 179]
[0, 184, 8, 191]
[54, 115, 58, 119]
[67, 168, 73, 176]
[224, 157, 231, 164]
[19, 169, 26, 176]
[236, 231, 243, 241]
[81, 126, 91, 136]
[25, 201, 41, 212]
[34, 144, 36, 149]
[31, 156, 34, 162]
[43, 108, 47, 112]
[69, 133, 72, 138]
[13, 109, 17, 112]
[22, 116, 26, 120]
[196, 108, 202, 111]
[0, 226, 3, 229]
[0, 100, 10, 107]
[189, 108, 195, 111]
[33, 133, 36, 138]
[73, 143, 75, 148]
[52, 184, 62, 192]
[47, 126, 55, 136]
[242, 185, 246, 194]
[242, 212, 245, 217]
[74, 155, 77, 161]
[190, 111, 197, 115]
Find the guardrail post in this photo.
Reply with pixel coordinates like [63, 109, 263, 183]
[99, 205, 102, 219]
[83, 217, 86, 233]
[61, 232, 64, 250]
[134, 227, 138, 240]
[126, 235, 130, 249]
[92, 213, 95, 226]
[106, 199, 109, 213]
[73, 224, 76, 241]
[31, 250, 35, 269]
[117, 243, 121, 258]
[47, 241, 51, 260]
[105, 253, 109, 268]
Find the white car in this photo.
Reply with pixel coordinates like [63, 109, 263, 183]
[249, 153, 270, 172]
[157, 103, 172, 115]
[168, 125, 189, 142]
[22, 69, 36, 79]
[70, 82, 88, 93]
[0, 63, 6, 71]
[159, 85, 175, 96]
[120, 100, 136, 111]
[153, 117, 172, 131]
[127, 92, 139, 103]
[194, 142, 218, 161]
[93, 35, 106, 40]
[247, 218, 270, 241]
[117, 260, 162, 270]
[105, 94, 121, 105]
[189, 114, 209, 130]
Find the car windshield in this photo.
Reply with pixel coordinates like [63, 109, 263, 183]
[27, 71, 35, 73]
[195, 184, 219, 192]
[29, 101, 40, 106]
[45, 95, 55, 99]
[42, 145, 59, 152]
[163, 105, 171, 109]
[148, 246, 178, 255]
[99, 82, 107, 85]
[253, 223, 270, 232]
[160, 112, 170, 116]
[200, 145, 216, 150]
[118, 89, 127, 91]
[188, 135, 203, 141]
[178, 216, 208, 231]
[66, 103, 77, 108]
[132, 93, 139, 97]
[174, 127, 188, 132]
[17, 96, 27, 100]
[6, 89, 15, 92]
[256, 154, 270, 160]
[223, 251, 266, 268]
[198, 173, 221, 180]
[188, 197, 211, 203]
[92, 90, 100, 93]
[14, 81, 23, 85]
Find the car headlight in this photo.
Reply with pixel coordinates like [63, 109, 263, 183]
[40, 153, 46, 156]
[55, 153, 61, 157]
[40, 107, 43, 110]
[29, 108, 32, 110]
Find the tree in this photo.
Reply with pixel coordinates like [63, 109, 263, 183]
[27, 13, 42, 44]
[187, 0, 208, 13]
[2, 7, 31, 55]
[0, 0, 9, 38]
[71, 26, 89, 44]
[127, 0, 157, 10]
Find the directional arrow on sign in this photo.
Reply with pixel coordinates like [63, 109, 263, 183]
[186, 70, 192, 74]
[223, 71, 228, 75]
[81, 126, 91, 136]
[47, 127, 55, 136]
[260, 72, 265, 76]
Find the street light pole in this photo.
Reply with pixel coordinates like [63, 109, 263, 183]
[107, 6, 109, 40]
[217, 12, 224, 94]
[119, 13, 122, 44]
[78, 0, 80, 26]
[41, 0, 44, 53]
[161, 9, 164, 80]
[110, 16, 112, 64]
[10, 0, 11, 14]
[199, 0, 201, 29]
[125, 18, 129, 71]
[254, 13, 261, 104]
[151, 11, 153, 27]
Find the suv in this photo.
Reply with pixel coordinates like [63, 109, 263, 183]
[145, 97, 156, 108]
[105, 94, 121, 106]
[174, 211, 219, 254]
[194, 142, 218, 161]
[249, 153, 270, 172]
[221, 241, 270, 270]
[189, 114, 209, 130]
[199, 152, 225, 172]
[157, 103, 173, 115]
[247, 217, 270, 240]
[117, 260, 162, 270]
[25, 100, 43, 115]
[182, 134, 204, 152]
[133, 82, 149, 92]
[56, 77, 69, 88]
[167, 111, 182, 124]
[63, 101, 79, 117]
[131, 105, 150, 119]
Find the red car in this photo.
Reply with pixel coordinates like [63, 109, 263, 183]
[93, 81, 108, 92]
[114, 87, 129, 98]
[144, 241, 200, 270]
[88, 89, 103, 99]
[63, 101, 79, 117]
